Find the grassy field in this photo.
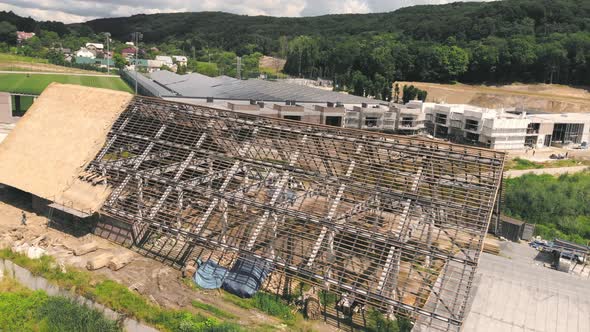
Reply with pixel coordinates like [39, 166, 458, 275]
[0, 53, 104, 74]
[0, 73, 133, 94]
[0, 278, 120, 332]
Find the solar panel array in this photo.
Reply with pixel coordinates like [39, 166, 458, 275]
[148, 70, 383, 104]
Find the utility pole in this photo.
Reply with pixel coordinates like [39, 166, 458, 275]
[298, 48, 302, 78]
[104, 32, 111, 74]
[236, 56, 242, 80]
[549, 65, 557, 85]
[132, 32, 143, 95]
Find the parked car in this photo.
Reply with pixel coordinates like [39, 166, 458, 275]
[550, 153, 566, 160]
[530, 239, 551, 251]
[558, 251, 585, 264]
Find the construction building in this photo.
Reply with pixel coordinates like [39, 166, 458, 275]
[0, 84, 505, 331]
[127, 71, 590, 150]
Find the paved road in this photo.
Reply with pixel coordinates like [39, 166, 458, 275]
[504, 165, 589, 178]
[0, 70, 119, 77]
[462, 242, 590, 332]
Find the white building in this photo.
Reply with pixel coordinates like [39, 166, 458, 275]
[85, 43, 104, 51]
[527, 113, 590, 148]
[132, 71, 590, 150]
[75, 47, 95, 59]
[172, 56, 188, 66]
[155, 56, 174, 66]
[146, 60, 165, 72]
[422, 103, 530, 149]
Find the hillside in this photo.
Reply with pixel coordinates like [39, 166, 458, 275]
[80, 0, 590, 48]
[2, 0, 590, 99]
[396, 81, 590, 113]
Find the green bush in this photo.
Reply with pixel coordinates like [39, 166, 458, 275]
[503, 171, 590, 244]
[37, 297, 120, 332]
[0, 280, 120, 332]
[365, 309, 412, 332]
[509, 158, 544, 170]
[252, 293, 295, 322]
[0, 250, 242, 332]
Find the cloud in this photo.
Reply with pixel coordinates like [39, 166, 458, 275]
[0, 0, 492, 23]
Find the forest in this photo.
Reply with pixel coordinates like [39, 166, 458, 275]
[503, 172, 590, 245]
[1, 0, 590, 99]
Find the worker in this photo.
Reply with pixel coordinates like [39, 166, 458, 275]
[21, 211, 27, 226]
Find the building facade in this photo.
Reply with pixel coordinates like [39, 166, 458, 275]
[131, 70, 590, 150]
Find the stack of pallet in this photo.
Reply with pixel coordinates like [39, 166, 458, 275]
[483, 236, 501, 255]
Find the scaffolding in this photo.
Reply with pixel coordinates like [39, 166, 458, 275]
[82, 96, 505, 331]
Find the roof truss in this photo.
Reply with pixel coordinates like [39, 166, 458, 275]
[83, 96, 505, 331]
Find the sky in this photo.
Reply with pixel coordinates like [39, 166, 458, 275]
[0, 0, 492, 24]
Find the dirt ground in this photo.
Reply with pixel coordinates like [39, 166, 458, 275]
[505, 146, 590, 162]
[259, 56, 286, 71]
[0, 61, 106, 75]
[396, 81, 590, 113]
[0, 189, 339, 332]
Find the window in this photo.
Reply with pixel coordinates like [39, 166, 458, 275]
[365, 117, 378, 128]
[400, 117, 415, 127]
[284, 115, 302, 121]
[325, 116, 342, 127]
[552, 123, 584, 144]
[527, 123, 540, 135]
[435, 113, 447, 125]
[464, 119, 479, 131]
[465, 132, 479, 142]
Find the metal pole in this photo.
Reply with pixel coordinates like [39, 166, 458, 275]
[134, 32, 142, 95]
[105, 32, 111, 75]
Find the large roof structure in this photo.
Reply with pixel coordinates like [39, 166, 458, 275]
[0, 84, 132, 211]
[86, 95, 503, 331]
[0, 85, 505, 331]
[147, 70, 383, 104]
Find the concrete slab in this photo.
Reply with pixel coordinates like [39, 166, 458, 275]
[462, 243, 590, 332]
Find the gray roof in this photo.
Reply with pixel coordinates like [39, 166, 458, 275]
[122, 70, 172, 97]
[148, 71, 383, 104]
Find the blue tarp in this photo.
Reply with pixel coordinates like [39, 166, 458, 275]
[193, 260, 228, 289]
[222, 257, 274, 298]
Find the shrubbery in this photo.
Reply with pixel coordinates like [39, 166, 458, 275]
[0, 278, 120, 332]
[503, 171, 590, 244]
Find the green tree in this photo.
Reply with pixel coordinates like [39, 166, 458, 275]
[47, 49, 65, 65]
[0, 21, 16, 44]
[433, 45, 469, 81]
[113, 53, 127, 69]
[176, 64, 188, 74]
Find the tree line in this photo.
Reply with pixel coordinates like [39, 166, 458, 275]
[1, 0, 590, 98]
